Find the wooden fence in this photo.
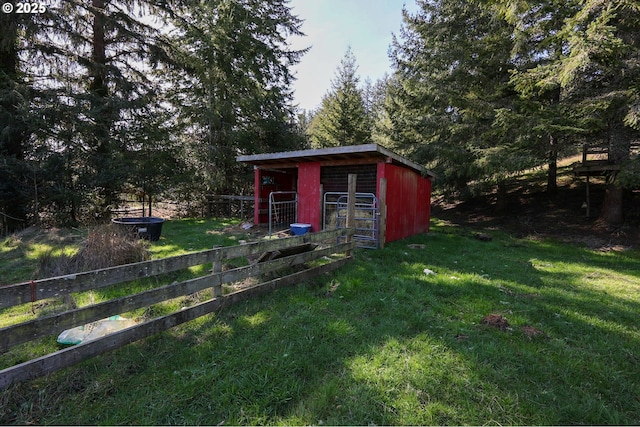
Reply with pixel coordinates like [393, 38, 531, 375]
[0, 228, 355, 389]
[205, 194, 254, 219]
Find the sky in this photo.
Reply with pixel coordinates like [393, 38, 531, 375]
[287, 0, 418, 112]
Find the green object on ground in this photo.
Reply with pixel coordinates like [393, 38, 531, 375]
[56, 315, 137, 345]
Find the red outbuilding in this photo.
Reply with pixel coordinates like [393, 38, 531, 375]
[237, 144, 436, 248]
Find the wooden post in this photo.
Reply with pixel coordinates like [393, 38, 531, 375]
[319, 184, 324, 231]
[378, 178, 387, 249]
[212, 245, 223, 297]
[346, 174, 356, 256]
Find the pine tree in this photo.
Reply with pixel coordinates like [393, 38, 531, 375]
[308, 47, 371, 148]
[31, 0, 177, 223]
[0, 13, 29, 229]
[561, 0, 640, 224]
[166, 0, 307, 194]
[389, 0, 519, 199]
[497, 0, 640, 223]
[2, 0, 308, 226]
[0, 9, 58, 228]
[493, 0, 584, 193]
[363, 75, 393, 146]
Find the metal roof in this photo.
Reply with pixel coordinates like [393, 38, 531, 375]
[237, 143, 435, 177]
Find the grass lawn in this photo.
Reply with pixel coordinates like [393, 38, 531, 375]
[1, 217, 640, 425]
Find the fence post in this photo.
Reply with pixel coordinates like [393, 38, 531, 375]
[212, 245, 223, 297]
[319, 184, 324, 231]
[0, 228, 357, 388]
[346, 174, 356, 256]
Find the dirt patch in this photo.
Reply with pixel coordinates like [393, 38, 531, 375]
[481, 314, 510, 331]
[521, 325, 547, 340]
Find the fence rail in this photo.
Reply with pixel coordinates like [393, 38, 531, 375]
[0, 228, 354, 389]
[205, 194, 254, 218]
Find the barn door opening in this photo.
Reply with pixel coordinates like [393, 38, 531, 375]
[268, 191, 297, 236]
[323, 192, 379, 249]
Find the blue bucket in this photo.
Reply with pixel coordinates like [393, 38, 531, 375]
[290, 223, 311, 235]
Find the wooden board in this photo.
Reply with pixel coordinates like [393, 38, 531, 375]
[250, 242, 318, 264]
[0, 228, 351, 310]
[0, 241, 350, 352]
[0, 256, 352, 390]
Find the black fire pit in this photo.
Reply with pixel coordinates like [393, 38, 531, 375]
[112, 217, 165, 241]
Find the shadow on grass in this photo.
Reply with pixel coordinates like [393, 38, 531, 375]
[2, 222, 640, 425]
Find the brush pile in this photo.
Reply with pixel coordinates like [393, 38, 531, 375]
[37, 224, 150, 277]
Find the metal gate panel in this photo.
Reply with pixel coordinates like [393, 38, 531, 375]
[269, 191, 297, 235]
[323, 192, 379, 249]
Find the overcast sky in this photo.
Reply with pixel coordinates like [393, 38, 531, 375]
[287, 0, 418, 112]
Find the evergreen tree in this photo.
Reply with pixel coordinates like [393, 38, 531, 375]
[0, 8, 62, 228]
[389, 0, 519, 200]
[2, 0, 308, 226]
[308, 47, 371, 148]
[166, 0, 307, 195]
[561, 0, 640, 224]
[497, 0, 640, 223]
[12, 0, 178, 224]
[493, 0, 583, 193]
[0, 12, 31, 230]
[363, 75, 393, 146]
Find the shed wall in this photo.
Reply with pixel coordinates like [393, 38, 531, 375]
[251, 159, 432, 243]
[378, 163, 431, 242]
[297, 162, 322, 232]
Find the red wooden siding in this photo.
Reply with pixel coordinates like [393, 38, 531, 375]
[378, 163, 432, 242]
[253, 167, 261, 224]
[297, 162, 322, 232]
[250, 158, 432, 243]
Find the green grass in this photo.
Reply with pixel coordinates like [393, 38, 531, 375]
[0, 218, 245, 286]
[2, 218, 640, 425]
[0, 218, 246, 351]
[0, 228, 83, 285]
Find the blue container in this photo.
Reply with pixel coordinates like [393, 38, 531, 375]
[290, 223, 311, 235]
[112, 217, 165, 241]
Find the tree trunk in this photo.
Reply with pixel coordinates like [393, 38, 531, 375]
[90, 0, 107, 99]
[599, 120, 631, 226]
[547, 135, 557, 193]
[601, 181, 624, 225]
[495, 181, 508, 214]
[89, 0, 118, 218]
[0, 17, 30, 231]
[546, 86, 561, 194]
